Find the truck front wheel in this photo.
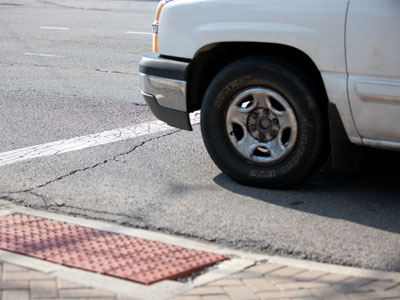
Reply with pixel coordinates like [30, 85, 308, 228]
[200, 57, 326, 187]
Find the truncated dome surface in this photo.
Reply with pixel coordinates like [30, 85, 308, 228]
[0, 214, 227, 284]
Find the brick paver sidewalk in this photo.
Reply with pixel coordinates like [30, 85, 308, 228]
[172, 263, 400, 300]
[0, 261, 132, 300]
[2, 258, 400, 300]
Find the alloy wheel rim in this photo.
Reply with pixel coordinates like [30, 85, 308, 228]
[225, 88, 298, 165]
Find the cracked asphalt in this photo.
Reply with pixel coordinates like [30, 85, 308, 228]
[1, 0, 400, 273]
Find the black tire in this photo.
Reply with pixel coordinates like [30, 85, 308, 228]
[200, 56, 327, 188]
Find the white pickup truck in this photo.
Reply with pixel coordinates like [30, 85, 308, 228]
[139, 0, 400, 187]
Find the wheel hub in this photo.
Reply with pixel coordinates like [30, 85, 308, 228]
[247, 108, 280, 142]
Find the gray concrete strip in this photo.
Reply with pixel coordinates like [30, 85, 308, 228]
[50, 266, 181, 300]
[191, 259, 256, 287]
[0, 250, 64, 274]
[0, 210, 14, 216]
[0, 200, 16, 210]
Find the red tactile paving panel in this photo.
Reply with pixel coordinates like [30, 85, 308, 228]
[0, 214, 227, 284]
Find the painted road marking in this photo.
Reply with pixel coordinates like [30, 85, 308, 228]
[23, 53, 64, 58]
[0, 121, 171, 167]
[40, 26, 70, 30]
[126, 31, 152, 35]
[0, 113, 200, 167]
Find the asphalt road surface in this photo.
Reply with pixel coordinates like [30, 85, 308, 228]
[1, 0, 399, 273]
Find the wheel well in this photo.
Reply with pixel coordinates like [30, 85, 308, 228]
[186, 42, 329, 112]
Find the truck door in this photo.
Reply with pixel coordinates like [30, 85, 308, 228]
[346, 0, 400, 148]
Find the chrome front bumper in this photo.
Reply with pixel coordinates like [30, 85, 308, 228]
[140, 73, 187, 112]
[139, 53, 192, 131]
